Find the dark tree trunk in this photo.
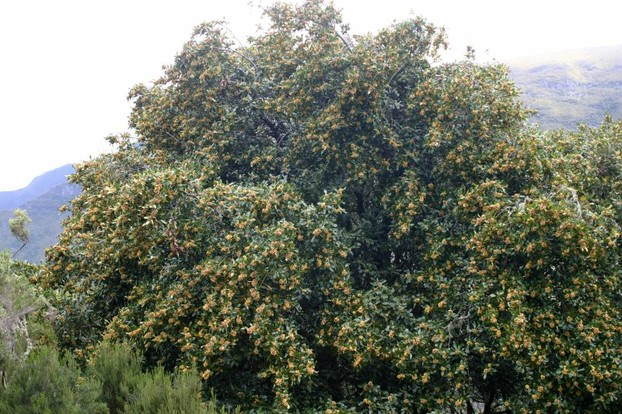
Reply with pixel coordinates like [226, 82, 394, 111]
[483, 389, 496, 414]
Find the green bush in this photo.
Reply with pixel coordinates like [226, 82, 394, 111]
[125, 365, 205, 414]
[87, 341, 237, 414]
[0, 341, 239, 413]
[0, 345, 107, 414]
[86, 341, 144, 414]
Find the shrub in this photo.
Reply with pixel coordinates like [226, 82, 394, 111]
[86, 341, 144, 414]
[125, 366, 207, 414]
[0, 345, 107, 413]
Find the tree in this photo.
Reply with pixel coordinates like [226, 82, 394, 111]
[8, 209, 30, 259]
[43, 0, 622, 411]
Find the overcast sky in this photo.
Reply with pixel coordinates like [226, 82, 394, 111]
[1, 0, 621, 191]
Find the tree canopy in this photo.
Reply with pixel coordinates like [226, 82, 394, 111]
[43, 1, 622, 412]
[8, 209, 31, 259]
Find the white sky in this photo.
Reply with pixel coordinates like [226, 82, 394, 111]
[1, 0, 621, 191]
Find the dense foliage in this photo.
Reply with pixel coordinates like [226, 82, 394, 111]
[0, 250, 46, 382]
[42, 1, 622, 412]
[1, 252, 235, 413]
[0, 341, 236, 413]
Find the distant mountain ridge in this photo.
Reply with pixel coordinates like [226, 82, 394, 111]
[0, 164, 75, 211]
[0, 164, 79, 263]
[506, 44, 622, 130]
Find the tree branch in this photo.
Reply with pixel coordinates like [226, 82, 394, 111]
[12, 241, 28, 259]
[388, 62, 408, 86]
[335, 30, 352, 53]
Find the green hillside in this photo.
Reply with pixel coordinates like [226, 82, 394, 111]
[0, 182, 80, 263]
[507, 44, 622, 130]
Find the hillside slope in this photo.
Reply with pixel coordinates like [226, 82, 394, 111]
[507, 44, 622, 130]
[0, 164, 75, 211]
[0, 165, 79, 263]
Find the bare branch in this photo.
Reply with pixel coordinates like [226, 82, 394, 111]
[335, 30, 352, 53]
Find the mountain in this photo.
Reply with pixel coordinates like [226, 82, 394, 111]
[0, 164, 75, 211]
[0, 165, 80, 263]
[506, 44, 622, 130]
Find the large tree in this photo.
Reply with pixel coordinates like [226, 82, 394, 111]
[44, 1, 622, 412]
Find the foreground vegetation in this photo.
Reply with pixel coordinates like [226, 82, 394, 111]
[1, 249, 236, 413]
[2, 1, 622, 412]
